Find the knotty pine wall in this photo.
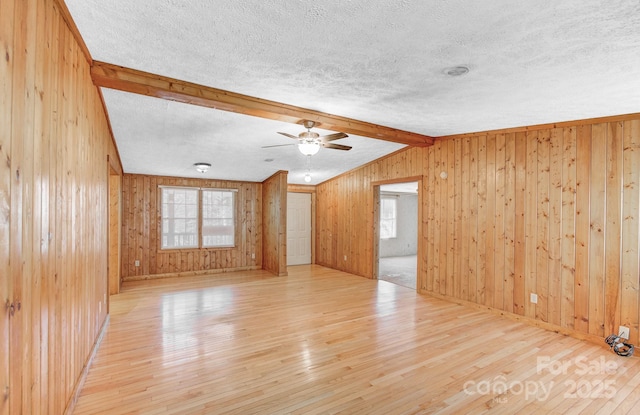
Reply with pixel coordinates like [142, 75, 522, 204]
[1, 0, 122, 413]
[262, 171, 288, 276]
[316, 116, 640, 345]
[316, 147, 425, 277]
[120, 174, 262, 280]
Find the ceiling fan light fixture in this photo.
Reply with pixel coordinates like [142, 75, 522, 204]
[194, 162, 211, 173]
[298, 142, 320, 156]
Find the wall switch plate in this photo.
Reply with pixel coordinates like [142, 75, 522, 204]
[135, 260, 140, 267]
[530, 293, 538, 304]
[619, 326, 630, 340]
[344, 255, 347, 261]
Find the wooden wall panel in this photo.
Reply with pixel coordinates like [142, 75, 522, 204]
[316, 115, 640, 345]
[315, 147, 425, 277]
[1, 0, 121, 412]
[262, 171, 288, 276]
[0, 0, 14, 412]
[120, 174, 263, 280]
[108, 172, 121, 294]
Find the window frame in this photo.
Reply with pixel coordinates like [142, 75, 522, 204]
[159, 185, 239, 251]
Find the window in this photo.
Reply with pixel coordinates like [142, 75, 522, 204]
[161, 187, 199, 249]
[202, 189, 235, 247]
[380, 197, 397, 239]
[161, 186, 236, 249]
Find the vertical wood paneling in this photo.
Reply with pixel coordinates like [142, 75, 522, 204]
[446, 140, 455, 297]
[513, 132, 527, 315]
[434, 142, 443, 293]
[315, 148, 425, 278]
[621, 120, 640, 342]
[548, 128, 563, 327]
[468, 138, 478, 304]
[460, 137, 470, 301]
[0, 0, 14, 411]
[561, 127, 577, 329]
[425, 147, 436, 292]
[575, 125, 591, 332]
[476, 135, 487, 304]
[453, 138, 462, 299]
[503, 133, 516, 314]
[536, 129, 549, 322]
[2, 0, 121, 412]
[262, 170, 288, 276]
[494, 133, 506, 310]
[589, 123, 607, 337]
[317, 113, 640, 345]
[120, 174, 263, 279]
[485, 134, 496, 307]
[604, 121, 623, 337]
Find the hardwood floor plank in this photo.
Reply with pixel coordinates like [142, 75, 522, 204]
[74, 266, 640, 414]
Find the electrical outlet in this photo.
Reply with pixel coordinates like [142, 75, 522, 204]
[530, 293, 538, 304]
[619, 326, 630, 340]
[343, 255, 347, 261]
[135, 260, 140, 267]
[251, 253, 255, 259]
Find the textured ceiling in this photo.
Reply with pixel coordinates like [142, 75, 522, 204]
[65, 0, 640, 183]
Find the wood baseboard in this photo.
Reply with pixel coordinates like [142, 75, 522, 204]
[122, 265, 263, 282]
[420, 289, 608, 347]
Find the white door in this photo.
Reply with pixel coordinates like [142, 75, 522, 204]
[287, 192, 312, 265]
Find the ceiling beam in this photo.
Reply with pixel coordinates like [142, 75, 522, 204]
[91, 61, 434, 147]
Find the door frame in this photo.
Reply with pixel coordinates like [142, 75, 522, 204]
[107, 155, 122, 303]
[372, 176, 423, 290]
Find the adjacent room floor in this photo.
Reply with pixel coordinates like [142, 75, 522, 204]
[74, 265, 640, 414]
[378, 254, 417, 290]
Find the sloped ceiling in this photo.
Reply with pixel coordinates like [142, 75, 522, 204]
[65, 0, 640, 184]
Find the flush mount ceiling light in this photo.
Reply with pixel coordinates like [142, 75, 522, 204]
[443, 65, 470, 77]
[194, 162, 211, 173]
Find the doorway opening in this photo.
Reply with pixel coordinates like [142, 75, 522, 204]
[375, 181, 419, 290]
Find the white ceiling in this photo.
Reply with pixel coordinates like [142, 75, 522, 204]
[65, 0, 640, 184]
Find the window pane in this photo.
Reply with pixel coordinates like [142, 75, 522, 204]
[380, 198, 397, 239]
[202, 190, 235, 247]
[161, 187, 199, 249]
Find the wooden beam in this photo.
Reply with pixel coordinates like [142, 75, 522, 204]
[90, 61, 434, 147]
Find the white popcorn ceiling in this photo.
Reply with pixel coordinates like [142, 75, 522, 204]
[66, 0, 640, 183]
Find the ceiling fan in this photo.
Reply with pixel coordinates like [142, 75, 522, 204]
[262, 120, 351, 155]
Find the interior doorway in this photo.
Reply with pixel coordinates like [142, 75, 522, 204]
[375, 181, 419, 290]
[287, 192, 312, 265]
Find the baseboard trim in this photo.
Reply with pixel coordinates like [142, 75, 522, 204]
[419, 290, 607, 347]
[64, 313, 110, 414]
[122, 265, 263, 282]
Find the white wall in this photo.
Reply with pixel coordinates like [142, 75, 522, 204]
[379, 193, 418, 257]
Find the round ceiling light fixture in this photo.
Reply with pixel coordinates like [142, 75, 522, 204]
[194, 162, 211, 173]
[443, 65, 470, 77]
[298, 141, 321, 156]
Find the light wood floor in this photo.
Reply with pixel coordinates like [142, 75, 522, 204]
[74, 265, 640, 414]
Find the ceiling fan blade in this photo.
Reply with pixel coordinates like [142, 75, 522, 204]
[320, 132, 348, 142]
[278, 132, 300, 140]
[322, 143, 352, 151]
[262, 143, 295, 148]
